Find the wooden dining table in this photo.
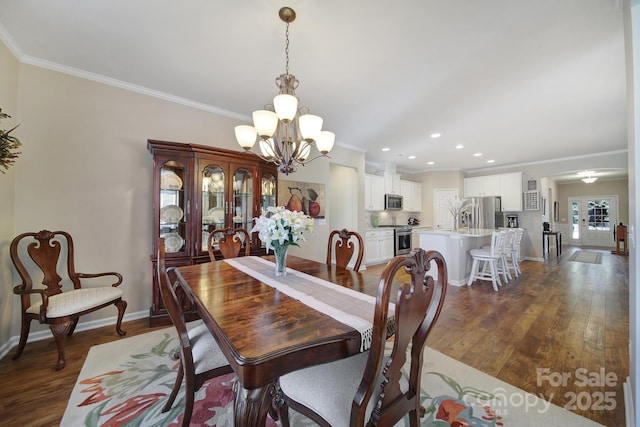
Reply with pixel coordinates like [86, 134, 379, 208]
[174, 254, 388, 427]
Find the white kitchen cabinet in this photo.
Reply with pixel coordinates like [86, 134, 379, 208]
[464, 175, 500, 197]
[464, 172, 524, 211]
[384, 173, 401, 195]
[401, 180, 423, 212]
[499, 172, 523, 211]
[365, 174, 385, 211]
[364, 229, 395, 265]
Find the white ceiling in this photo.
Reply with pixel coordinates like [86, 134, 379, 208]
[0, 0, 628, 183]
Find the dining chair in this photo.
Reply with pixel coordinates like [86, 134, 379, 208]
[207, 227, 250, 261]
[10, 229, 127, 370]
[277, 248, 448, 427]
[467, 230, 505, 291]
[157, 239, 233, 427]
[326, 228, 364, 271]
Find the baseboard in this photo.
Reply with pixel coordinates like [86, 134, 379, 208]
[624, 376, 634, 427]
[0, 309, 149, 361]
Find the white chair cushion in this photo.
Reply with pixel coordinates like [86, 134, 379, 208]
[280, 352, 408, 427]
[27, 287, 123, 318]
[189, 322, 230, 374]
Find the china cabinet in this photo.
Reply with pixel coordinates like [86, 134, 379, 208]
[148, 140, 278, 325]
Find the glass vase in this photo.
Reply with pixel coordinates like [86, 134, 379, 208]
[274, 245, 288, 276]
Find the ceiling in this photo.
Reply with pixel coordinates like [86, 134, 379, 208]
[0, 0, 628, 183]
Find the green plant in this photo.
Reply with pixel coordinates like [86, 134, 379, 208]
[0, 109, 21, 173]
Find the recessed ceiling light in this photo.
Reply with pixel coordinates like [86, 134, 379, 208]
[430, 133, 441, 138]
[427, 161, 435, 165]
[487, 159, 495, 163]
[473, 153, 482, 157]
[408, 155, 416, 160]
[382, 147, 390, 152]
[456, 144, 464, 149]
[576, 170, 596, 176]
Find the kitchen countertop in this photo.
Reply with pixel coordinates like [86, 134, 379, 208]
[418, 228, 494, 237]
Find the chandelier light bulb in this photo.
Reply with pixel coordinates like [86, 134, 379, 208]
[235, 125, 257, 150]
[273, 94, 298, 122]
[316, 131, 335, 154]
[252, 110, 278, 138]
[299, 114, 323, 141]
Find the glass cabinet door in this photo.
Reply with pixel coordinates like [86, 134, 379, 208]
[201, 165, 226, 252]
[261, 172, 276, 214]
[160, 160, 187, 254]
[232, 167, 254, 233]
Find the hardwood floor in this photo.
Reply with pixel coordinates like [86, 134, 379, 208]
[0, 245, 628, 426]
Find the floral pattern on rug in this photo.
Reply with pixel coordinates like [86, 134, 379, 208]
[421, 371, 505, 426]
[72, 331, 268, 426]
[67, 330, 507, 426]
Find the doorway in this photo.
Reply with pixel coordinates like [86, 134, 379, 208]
[568, 195, 618, 247]
[434, 189, 459, 229]
[329, 164, 358, 231]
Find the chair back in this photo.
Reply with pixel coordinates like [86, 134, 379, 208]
[208, 228, 250, 261]
[351, 249, 447, 426]
[157, 239, 194, 368]
[513, 228, 524, 250]
[326, 229, 364, 271]
[488, 230, 506, 258]
[10, 230, 81, 298]
[503, 229, 515, 253]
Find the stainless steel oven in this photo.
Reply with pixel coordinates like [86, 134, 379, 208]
[394, 227, 412, 255]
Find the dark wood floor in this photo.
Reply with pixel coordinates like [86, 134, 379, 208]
[0, 245, 628, 426]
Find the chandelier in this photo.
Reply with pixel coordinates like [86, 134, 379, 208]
[234, 7, 334, 175]
[577, 170, 598, 184]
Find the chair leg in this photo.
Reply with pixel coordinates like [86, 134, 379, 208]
[115, 299, 127, 336]
[51, 320, 74, 370]
[181, 371, 196, 427]
[163, 363, 184, 412]
[68, 318, 79, 336]
[12, 317, 33, 360]
[489, 260, 500, 291]
[467, 259, 479, 286]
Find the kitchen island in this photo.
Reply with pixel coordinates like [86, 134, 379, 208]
[416, 228, 494, 286]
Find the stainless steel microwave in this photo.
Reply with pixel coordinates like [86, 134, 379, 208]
[384, 194, 403, 210]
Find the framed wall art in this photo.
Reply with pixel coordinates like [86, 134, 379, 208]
[278, 179, 325, 219]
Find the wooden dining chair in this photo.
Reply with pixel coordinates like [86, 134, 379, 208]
[207, 227, 250, 261]
[157, 239, 233, 427]
[277, 248, 448, 427]
[10, 229, 127, 370]
[326, 228, 364, 271]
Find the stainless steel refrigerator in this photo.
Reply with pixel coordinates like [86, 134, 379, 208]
[462, 196, 504, 229]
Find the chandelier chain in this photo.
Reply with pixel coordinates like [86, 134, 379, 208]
[284, 21, 290, 76]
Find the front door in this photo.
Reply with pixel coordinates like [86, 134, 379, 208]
[568, 196, 618, 247]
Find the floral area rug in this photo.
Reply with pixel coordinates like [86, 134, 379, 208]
[62, 327, 603, 426]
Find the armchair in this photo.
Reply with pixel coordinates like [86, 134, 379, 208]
[10, 230, 127, 370]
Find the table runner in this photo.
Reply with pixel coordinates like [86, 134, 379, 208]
[224, 256, 393, 352]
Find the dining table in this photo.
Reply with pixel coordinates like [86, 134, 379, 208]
[174, 254, 392, 427]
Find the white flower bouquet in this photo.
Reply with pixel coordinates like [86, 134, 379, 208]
[251, 206, 314, 252]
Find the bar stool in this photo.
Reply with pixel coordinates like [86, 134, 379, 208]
[508, 228, 524, 277]
[468, 230, 506, 292]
